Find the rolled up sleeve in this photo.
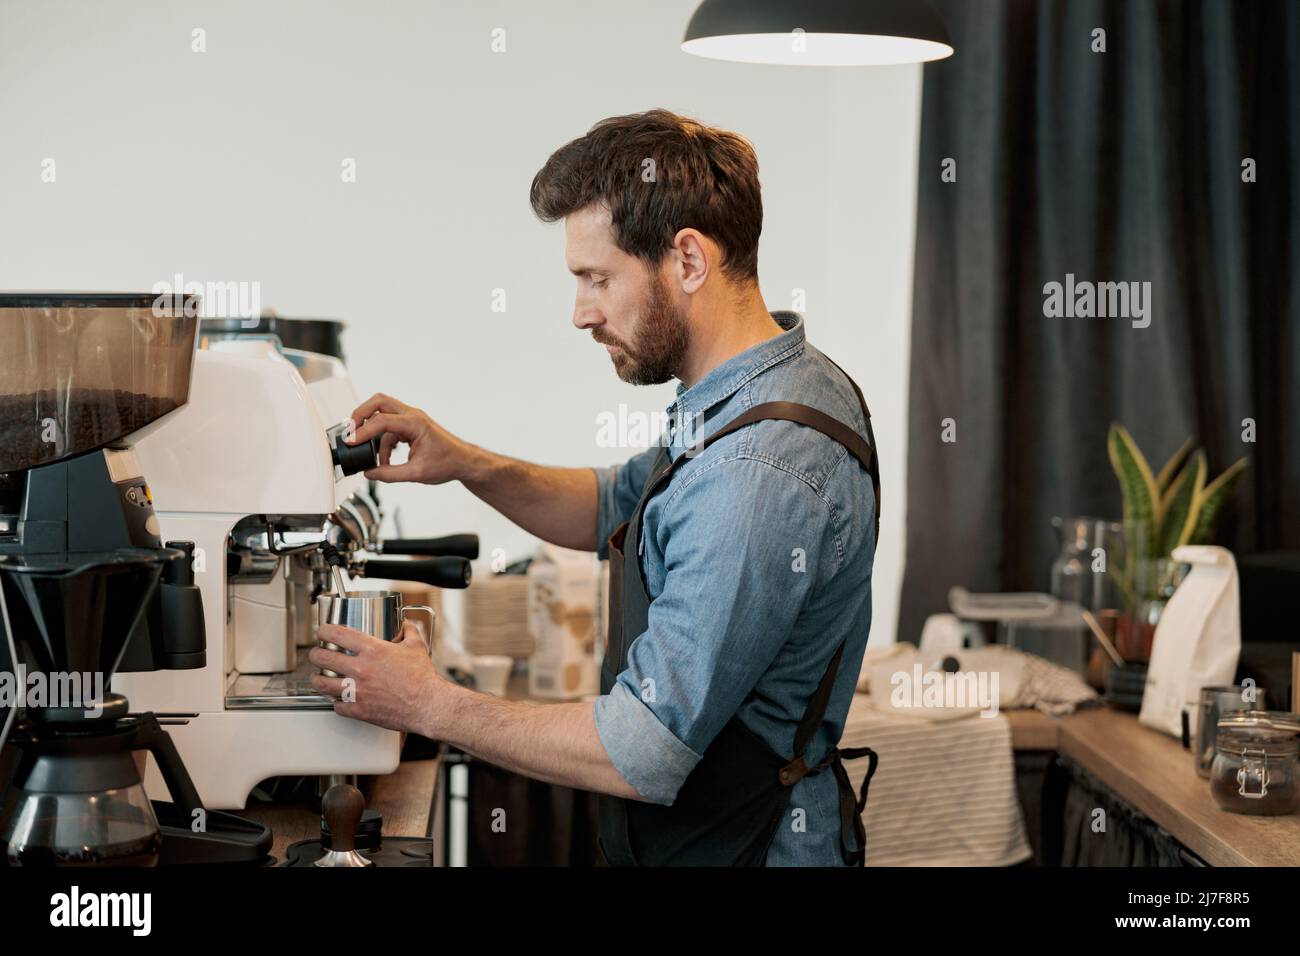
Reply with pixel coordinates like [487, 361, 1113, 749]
[593, 681, 702, 805]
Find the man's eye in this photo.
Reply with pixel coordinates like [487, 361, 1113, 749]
[591, 278, 607, 290]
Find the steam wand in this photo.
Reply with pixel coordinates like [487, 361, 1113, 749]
[320, 543, 349, 598]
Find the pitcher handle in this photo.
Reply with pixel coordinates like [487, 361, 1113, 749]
[401, 604, 437, 656]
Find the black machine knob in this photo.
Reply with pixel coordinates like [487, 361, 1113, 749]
[331, 432, 379, 477]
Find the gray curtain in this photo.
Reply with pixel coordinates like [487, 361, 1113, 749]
[899, 0, 1300, 643]
[1042, 757, 1195, 866]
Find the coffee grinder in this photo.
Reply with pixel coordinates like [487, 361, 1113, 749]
[0, 292, 272, 865]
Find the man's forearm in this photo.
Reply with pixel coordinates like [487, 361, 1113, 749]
[429, 683, 644, 800]
[459, 445, 599, 552]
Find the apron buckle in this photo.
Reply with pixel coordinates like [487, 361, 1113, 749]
[778, 755, 811, 786]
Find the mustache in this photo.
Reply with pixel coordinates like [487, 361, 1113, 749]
[591, 329, 629, 351]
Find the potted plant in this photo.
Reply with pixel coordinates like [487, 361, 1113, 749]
[1105, 424, 1247, 662]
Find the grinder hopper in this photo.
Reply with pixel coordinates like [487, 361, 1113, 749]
[0, 292, 197, 474]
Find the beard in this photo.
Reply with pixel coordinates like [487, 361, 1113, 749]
[591, 272, 690, 386]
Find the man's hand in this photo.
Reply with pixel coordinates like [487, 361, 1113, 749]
[308, 622, 451, 736]
[348, 391, 600, 551]
[310, 624, 644, 802]
[348, 393, 473, 485]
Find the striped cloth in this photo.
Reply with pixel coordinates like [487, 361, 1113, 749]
[840, 693, 1033, 867]
[988, 644, 1099, 716]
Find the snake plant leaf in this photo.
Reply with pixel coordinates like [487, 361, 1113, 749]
[1107, 424, 1161, 560]
[1109, 557, 1136, 610]
[1190, 457, 1249, 544]
[1154, 437, 1195, 494]
[1158, 450, 1205, 555]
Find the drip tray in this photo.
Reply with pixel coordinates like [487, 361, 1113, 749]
[227, 648, 336, 710]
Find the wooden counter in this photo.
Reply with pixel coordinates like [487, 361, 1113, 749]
[1058, 707, 1300, 866]
[1007, 704, 1300, 867]
[239, 752, 443, 863]
[229, 702, 1298, 866]
[1005, 708, 1061, 750]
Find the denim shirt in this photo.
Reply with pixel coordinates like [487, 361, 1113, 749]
[592, 312, 877, 866]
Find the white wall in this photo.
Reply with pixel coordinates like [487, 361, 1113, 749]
[0, 0, 920, 645]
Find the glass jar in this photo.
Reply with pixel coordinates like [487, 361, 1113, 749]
[1196, 686, 1268, 778]
[1049, 516, 1123, 611]
[1209, 711, 1300, 816]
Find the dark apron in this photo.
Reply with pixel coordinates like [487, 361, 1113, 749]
[598, 365, 882, 867]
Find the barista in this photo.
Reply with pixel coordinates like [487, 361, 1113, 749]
[308, 110, 880, 867]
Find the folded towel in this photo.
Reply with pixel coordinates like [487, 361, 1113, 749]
[989, 644, 1100, 716]
[840, 692, 1033, 867]
[857, 642, 1099, 717]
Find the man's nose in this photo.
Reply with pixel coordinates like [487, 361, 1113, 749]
[572, 298, 600, 331]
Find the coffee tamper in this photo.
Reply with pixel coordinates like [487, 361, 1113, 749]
[314, 784, 374, 867]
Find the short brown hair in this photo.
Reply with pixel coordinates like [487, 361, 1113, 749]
[529, 109, 762, 282]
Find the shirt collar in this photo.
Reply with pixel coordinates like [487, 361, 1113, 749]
[668, 311, 805, 425]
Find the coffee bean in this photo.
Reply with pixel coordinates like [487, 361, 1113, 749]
[0, 389, 180, 472]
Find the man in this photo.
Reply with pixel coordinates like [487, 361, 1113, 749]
[309, 110, 880, 866]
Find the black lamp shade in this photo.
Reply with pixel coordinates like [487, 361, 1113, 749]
[682, 0, 954, 66]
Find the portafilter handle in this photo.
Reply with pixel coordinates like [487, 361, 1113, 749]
[380, 533, 479, 560]
[353, 556, 471, 590]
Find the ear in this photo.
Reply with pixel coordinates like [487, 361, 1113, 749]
[670, 228, 710, 294]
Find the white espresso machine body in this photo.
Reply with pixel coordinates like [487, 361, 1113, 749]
[122, 346, 400, 809]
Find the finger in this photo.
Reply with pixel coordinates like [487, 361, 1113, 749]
[309, 673, 347, 697]
[334, 700, 361, 720]
[362, 461, 422, 483]
[351, 393, 407, 426]
[316, 623, 381, 653]
[351, 412, 418, 446]
[308, 645, 357, 676]
[395, 621, 427, 650]
[378, 431, 399, 467]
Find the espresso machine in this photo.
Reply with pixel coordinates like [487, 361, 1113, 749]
[115, 322, 476, 809]
[0, 292, 271, 865]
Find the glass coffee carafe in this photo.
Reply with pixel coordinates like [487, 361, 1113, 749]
[0, 549, 170, 866]
[4, 772, 162, 867]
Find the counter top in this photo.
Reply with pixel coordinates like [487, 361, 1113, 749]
[233, 705, 1300, 867]
[1004, 708, 1060, 750]
[1009, 704, 1300, 867]
[1060, 707, 1300, 866]
[238, 752, 443, 864]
